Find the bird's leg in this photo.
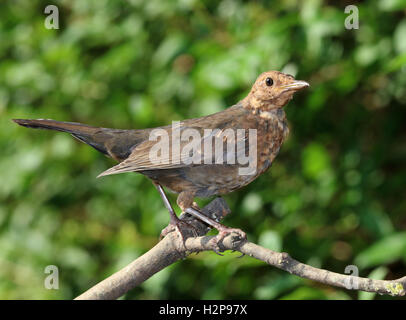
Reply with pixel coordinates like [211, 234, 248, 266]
[152, 182, 198, 241]
[177, 192, 246, 244]
[176, 191, 199, 213]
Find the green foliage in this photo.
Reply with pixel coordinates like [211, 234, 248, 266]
[0, 0, 405, 299]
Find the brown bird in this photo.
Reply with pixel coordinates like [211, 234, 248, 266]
[13, 71, 309, 243]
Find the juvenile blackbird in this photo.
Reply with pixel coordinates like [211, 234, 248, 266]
[13, 71, 309, 242]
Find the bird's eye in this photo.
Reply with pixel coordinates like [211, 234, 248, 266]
[265, 77, 273, 86]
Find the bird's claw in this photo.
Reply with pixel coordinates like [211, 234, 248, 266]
[208, 227, 247, 253]
[160, 219, 199, 243]
[159, 224, 175, 240]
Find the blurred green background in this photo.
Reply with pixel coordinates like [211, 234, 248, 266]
[1, 0, 406, 300]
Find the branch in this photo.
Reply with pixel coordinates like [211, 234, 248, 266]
[75, 197, 231, 300]
[75, 198, 406, 300]
[185, 237, 406, 297]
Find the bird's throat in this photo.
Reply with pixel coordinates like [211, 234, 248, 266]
[241, 94, 290, 114]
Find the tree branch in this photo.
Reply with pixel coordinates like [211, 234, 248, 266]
[75, 198, 406, 300]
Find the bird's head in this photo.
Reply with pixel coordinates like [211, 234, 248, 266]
[243, 71, 309, 111]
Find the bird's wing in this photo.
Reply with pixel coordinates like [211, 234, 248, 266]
[97, 105, 251, 177]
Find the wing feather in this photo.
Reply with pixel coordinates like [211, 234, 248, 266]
[97, 105, 251, 177]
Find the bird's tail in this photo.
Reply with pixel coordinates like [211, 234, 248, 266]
[13, 118, 112, 157]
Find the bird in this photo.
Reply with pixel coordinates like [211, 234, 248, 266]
[13, 70, 309, 243]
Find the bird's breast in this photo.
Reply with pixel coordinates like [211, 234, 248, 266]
[253, 109, 289, 175]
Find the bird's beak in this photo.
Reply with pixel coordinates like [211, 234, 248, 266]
[281, 80, 310, 92]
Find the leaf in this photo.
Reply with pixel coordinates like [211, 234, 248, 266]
[302, 143, 331, 180]
[355, 233, 406, 269]
[258, 230, 282, 251]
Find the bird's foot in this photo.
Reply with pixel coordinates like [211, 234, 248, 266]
[182, 206, 246, 254]
[208, 226, 247, 253]
[160, 217, 199, 245]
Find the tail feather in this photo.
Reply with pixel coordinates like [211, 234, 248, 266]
[13, 118, 97, 134]
[13, 118, 110, 156]
[13, 118, 150, 166]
